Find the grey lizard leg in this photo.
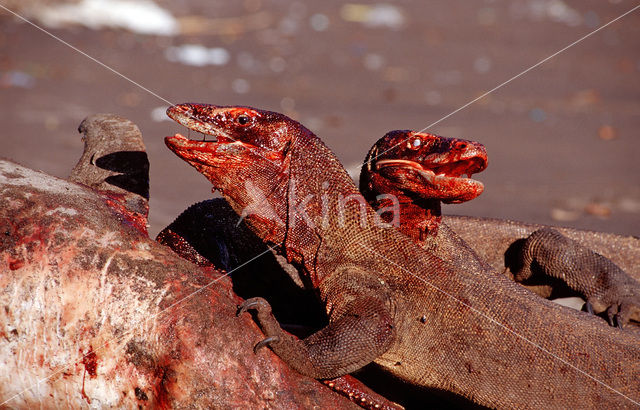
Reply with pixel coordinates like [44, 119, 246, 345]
[237, 296, 395, 379]
[509, 229, 640, 329]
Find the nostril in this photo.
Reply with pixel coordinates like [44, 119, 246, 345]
[456, 142, 467, 150]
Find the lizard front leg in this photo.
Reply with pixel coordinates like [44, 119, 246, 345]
[510, 228, 640, 327]
[237, 295, 395, 379]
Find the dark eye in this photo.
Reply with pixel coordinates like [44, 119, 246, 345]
[237, 115, 250, 125]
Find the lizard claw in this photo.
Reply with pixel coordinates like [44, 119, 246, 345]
[613, 302, 634, 330]
[236, 297, 282, 354]
[236, 297, 270, 317]
[237, 300, 259, 317]
[606, 304, 619, 328]
[585, 297, 638, 329]
[254, 336, 280, 354]
[605, 303, 634, 329]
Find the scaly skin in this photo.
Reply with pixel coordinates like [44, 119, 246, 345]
[165, 103, 640, 409]
[360, 131, 640, 327]
[510, 227, 640, 328]
[445, 215, 640, 284]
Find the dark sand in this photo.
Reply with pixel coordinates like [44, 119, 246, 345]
[1, 0, 638, 237]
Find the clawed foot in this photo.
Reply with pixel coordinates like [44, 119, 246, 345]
[606, 303, 631, 330]
[237, 297, 268, 316]
[606, 304, 622, 329]
[237, 297, 282, 353]
[586, 296, 639, 329]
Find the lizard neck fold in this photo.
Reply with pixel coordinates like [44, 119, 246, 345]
[368, 188, 442, 244]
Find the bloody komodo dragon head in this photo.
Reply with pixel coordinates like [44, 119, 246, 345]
[165, 104, 294, 169]
[165, 104, 299, 242]
[164, 103, 356, 263]
[360, 130, 488, 205]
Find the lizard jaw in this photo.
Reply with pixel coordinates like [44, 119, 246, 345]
[374, 158, 485, 204]
[164, 134, 252, 167]
[165, 102, 259, 163]
[167, 105, 234, 143]
[375, 158, 484, 183]
[165, 133, 221, 166]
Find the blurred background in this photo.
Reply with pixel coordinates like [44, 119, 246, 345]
[1, 0, 638, 237]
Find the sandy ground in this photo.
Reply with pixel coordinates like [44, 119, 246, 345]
[1, 0, 639, 238]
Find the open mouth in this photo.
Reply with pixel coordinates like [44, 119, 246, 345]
[164, 133, 214, 164]
[168, 132, 232, 144]
[374, 156, 486, 203]
[375, 157, 486, 184]
[164, 105, 257, 166]
[166, 105, 235, 144]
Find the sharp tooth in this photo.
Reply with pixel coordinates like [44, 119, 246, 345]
[437, 173, 446, 177]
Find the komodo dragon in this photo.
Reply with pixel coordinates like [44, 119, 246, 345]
[157, 133, 639, 407]
[159, 129, 640, 331]
[359, 130, 640, 328]
[164, 103, 640, 408]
